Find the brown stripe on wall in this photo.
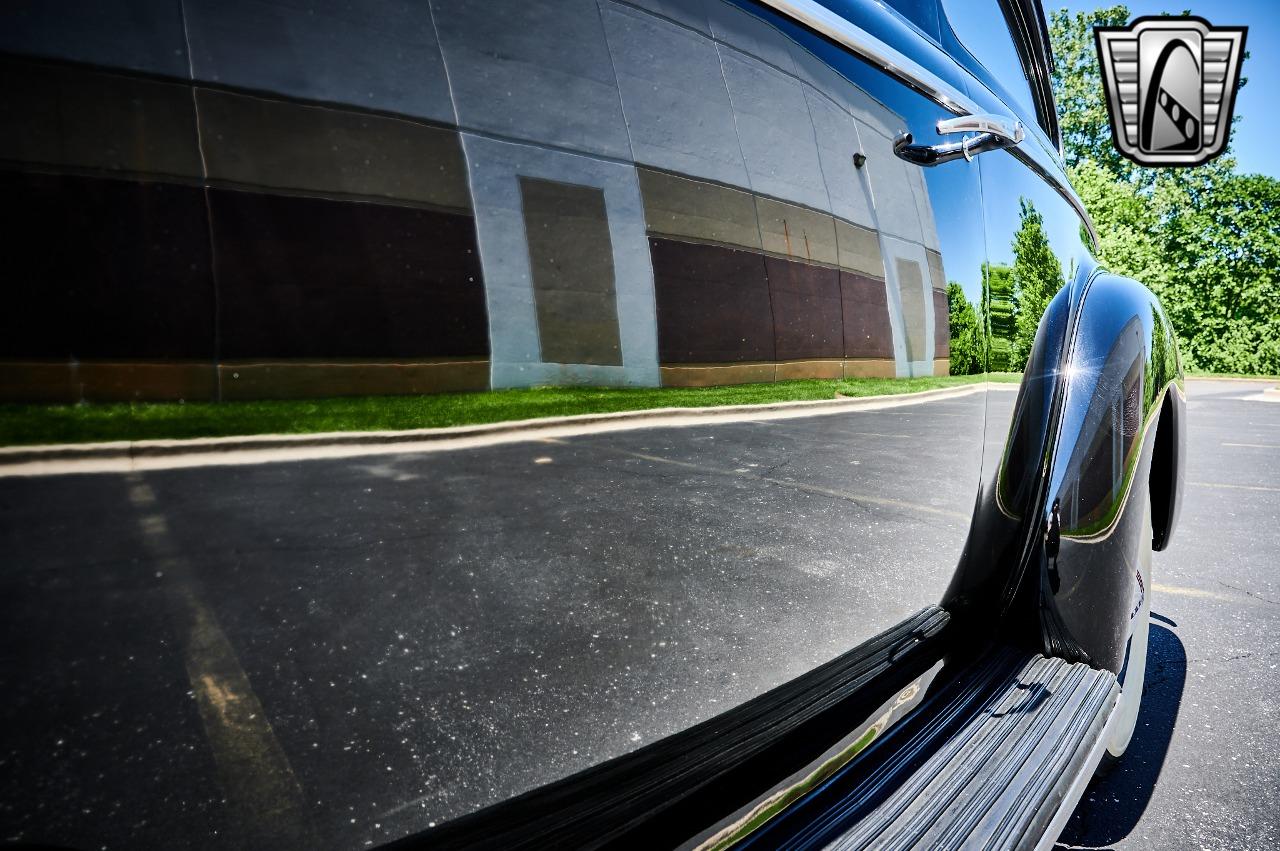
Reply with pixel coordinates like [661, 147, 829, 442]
[0, 170, 216, 360]
[660, 362, 775, 387]
[519, 176, 623, 367]
[765, 256, 843, 361]
[637, 167, 761, 249]
[219, 360, 489, 399]
[775, 359, 844, 380]
[0, 55, 202, 179]
[843, 358, 897, 379]
[661, 358, 894, 387]
[196, 89, 472, 211]
[925, 247, 947, 294]
[650, 237, 774, 363]
[755, 196, 838, 267]
[0, 359, 491, 403]
[933, 289, 950, 359]
[211, 188, 488, 360]
[840, 271, 893, 359]
[932, 358, 949, 377]
[835, 219, 885, 279]
[0, 361, 218, 403]
[635, 166, 884, 279]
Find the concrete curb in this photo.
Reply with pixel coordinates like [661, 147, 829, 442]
[1187, 375, 1280, 384]
[0, 382, 1012, 472]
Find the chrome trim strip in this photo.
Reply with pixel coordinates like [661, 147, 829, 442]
[1015, 149, 1102, 249]
[754, 0, 1100, 250]
[754, 0, 980, 115]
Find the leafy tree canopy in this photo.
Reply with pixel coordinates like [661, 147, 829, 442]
[1048, 5, 1279, 374]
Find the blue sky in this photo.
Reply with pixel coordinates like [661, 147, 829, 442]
[1053, 1, 1279, 178]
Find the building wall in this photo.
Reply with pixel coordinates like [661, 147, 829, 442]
[0, 0, 949, 402]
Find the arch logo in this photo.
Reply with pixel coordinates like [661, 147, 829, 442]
[1096, 17, 1246, 166]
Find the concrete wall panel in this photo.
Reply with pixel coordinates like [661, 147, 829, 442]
[926, 248, 947, 293]
[862, 127, 926, 245]
[835, 219, 886, 278]
[602, 2, 748, 187]
[184, 0, 454, 122]
[895, 257, 927, 364]
[620, 0, 710, 33]
[650, 238, 773, 363]
[881, 235, 935, 376]
[840, 271, 893, 360]
[909, 165, 941, 252]
[788, 42, 901, 141]
[805, 88, 875, 229]
[463, 134, 658, 387]
[719, 48, 831, 213]
[0, 0, 188, 77]
[435, 0, 631, 159]
[706, 0, 795, 75]
[520, 177, 623, 366]
[932, 289, 950, 359]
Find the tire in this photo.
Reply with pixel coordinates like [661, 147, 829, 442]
[1098, 492, 1153, 771]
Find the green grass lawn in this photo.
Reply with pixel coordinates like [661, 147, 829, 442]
[0, 373, 1021, 447]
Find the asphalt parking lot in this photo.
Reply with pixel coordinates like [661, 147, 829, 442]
[0, 389, 985, 849]
[0, 379, 1275, 850]
[1056, 379, 1280, 850]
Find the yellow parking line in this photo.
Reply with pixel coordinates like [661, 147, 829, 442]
[1152, 583, 1235, 602]
[1190, 480, 1280, 493]
[127, 475, 314, 848]
[1153, 582, 1277, 606]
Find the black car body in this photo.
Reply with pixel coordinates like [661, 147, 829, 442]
[0, 0, 1185, 848]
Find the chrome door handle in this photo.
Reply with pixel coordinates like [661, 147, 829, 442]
[893, 113, 1025, 166]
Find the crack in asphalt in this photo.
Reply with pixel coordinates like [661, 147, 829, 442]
[1218, 580, 1279, 605]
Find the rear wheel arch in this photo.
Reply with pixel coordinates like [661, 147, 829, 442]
[1148, 380, 1185, 552]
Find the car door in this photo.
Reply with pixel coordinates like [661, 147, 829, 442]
[411, 0, 996, 831]
[0, 1, 1091, 849]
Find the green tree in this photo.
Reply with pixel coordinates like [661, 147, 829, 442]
[1048, 4, 1132, 176]
[1011, 201, 1066, 369]
[1067, 158, 1163, 281]
[1150, 171, 1280, 372]
[983, 262, 1017, 371]
[947, 282, 984, 375]
[1048, 4, 1280, 375]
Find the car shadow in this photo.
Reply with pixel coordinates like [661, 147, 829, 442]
[1055, 615, 1186, 847]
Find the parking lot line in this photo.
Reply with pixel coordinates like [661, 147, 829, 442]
[1190, 480, 1280, 493]
[126, 475, 315, 848]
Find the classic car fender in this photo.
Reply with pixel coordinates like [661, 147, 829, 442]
[945, 268, 1185, 674]
[1036, 270, 1185, 672]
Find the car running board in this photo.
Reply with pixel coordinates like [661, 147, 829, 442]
[741, 647, 1118, 850]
